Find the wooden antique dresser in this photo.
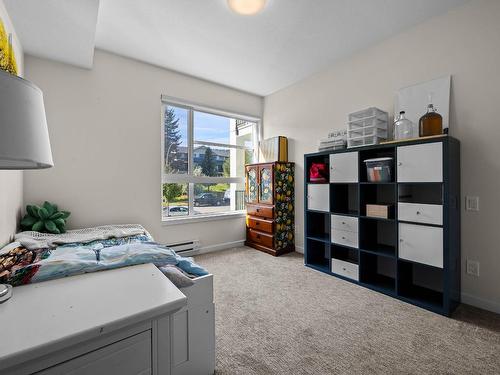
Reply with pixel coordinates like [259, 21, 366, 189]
[245, 162, 295, 256]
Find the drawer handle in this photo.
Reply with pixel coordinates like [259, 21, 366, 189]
[256, 222, 260, 225]
[398, 161, 403, 166]
[400, 238, 404, 243]
[256, 235, 261, 239]
[256, 208, 260, 212]
[342, 221, 346, 225]
[342, 236, 346, 240]
[416, 211, 421, 215]
[342, 267, 347, 271]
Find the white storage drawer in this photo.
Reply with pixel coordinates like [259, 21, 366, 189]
[399, 223, 443, 268]
[398, 203, 443, 226]
[397, 142, 443, 182]
[307, 184, 330, 212]
[331, 215, 358, 233]
[330, 152, 358, 183]
[332, 259, 359, 281]
[331, 229, 358, 248]
[38, 330, 152, 375]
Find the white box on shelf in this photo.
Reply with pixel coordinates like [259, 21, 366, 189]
[399, 223, 443, 268]
[307, 184, 329, 212]
[329, 152, 358, 183]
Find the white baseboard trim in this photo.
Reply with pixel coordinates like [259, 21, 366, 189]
[461, 292, 500, 314]
[295, 245, 304, 254]
[192, 240, 245, 256]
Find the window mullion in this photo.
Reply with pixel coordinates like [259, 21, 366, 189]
[188, 108, 194, 216]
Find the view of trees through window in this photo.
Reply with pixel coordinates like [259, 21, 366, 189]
[162, 103, 257, 219]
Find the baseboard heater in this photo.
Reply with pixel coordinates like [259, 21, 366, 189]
[166, 240, 201, 256]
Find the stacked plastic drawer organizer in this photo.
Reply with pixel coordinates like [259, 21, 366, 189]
[347, 107, 389, 148]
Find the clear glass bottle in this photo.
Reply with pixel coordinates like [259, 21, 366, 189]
[419, 100, 443, 137]
[394, 111, 414, 140]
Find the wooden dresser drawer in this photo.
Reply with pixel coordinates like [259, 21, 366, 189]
[247, 229, 274, 248]
[247, 216, 274, 233]
[247, 204, 274, 219]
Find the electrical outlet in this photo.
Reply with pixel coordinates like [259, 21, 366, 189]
[466, 259, 480, 277]
[465, 196, 479, 211]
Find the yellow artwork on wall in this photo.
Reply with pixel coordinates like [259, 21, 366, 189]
[0, 17, 18, 75]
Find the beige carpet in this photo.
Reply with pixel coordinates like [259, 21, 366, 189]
[195, 247, 500, 375]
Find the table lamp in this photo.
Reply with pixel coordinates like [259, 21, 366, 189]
[0, 69, 53, 303]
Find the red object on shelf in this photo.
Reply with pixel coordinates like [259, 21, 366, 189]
[309, 162, 327, 182]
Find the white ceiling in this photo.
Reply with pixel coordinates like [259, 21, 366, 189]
[5, 0, 467, 95]
[4, 0, 99, 69]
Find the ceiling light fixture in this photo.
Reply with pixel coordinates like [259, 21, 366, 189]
[227, 0, 267, 15]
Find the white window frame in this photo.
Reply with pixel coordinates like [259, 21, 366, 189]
[161, 95, 261, 224]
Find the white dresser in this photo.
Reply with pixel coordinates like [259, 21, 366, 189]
[0, 264, 188, 375]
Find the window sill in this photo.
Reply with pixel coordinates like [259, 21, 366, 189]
[161, 211, 246, 226]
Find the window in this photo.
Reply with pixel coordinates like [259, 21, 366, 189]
[161, 98, 259, 220]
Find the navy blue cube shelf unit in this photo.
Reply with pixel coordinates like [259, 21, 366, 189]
[304, 135, 460, 316]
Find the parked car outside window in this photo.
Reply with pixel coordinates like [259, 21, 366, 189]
[194, 192, 225, 207]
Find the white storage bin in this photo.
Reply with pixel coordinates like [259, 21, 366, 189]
[332, 259, 359, 281]
[307, 184, 329, 212]
[331, 215, 358, 233]
[329, 152, 358, 183]
[398, 203, 443, 226]
[397, 142, 443, 182]
[331, 229, 359, 248]
[399, 223, 443, 268]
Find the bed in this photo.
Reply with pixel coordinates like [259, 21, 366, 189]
[0, 224, 215, 375]
[174, 274, 215, 375]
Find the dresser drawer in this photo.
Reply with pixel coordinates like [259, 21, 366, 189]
[398, 203, 443, 226]
[247, 216, 274, 233]
[37, 330, 152, 375]
[331, 215, 358, 233]
[397, 142, 443, 182]
[332, 259, 359, 281]
[331, 229, 358, 248]
[330, 152, 358, 183]
[399, 223, 443, 268]
[247, 204, 274, 219]
[247, 229, 274, 248]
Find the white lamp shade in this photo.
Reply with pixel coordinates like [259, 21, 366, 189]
[0, 69, 53, 169]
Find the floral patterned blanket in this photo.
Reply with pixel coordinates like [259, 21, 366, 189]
[0, 234, 207, 287]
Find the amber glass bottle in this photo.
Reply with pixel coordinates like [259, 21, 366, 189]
[419, 104, 443, 137]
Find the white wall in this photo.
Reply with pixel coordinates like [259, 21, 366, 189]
[263, 0, 500, 313]
[24, 50, 262, 249]
[0, 0, 23, 246]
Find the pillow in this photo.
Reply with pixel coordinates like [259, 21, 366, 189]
[159, 265, 194, 288]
